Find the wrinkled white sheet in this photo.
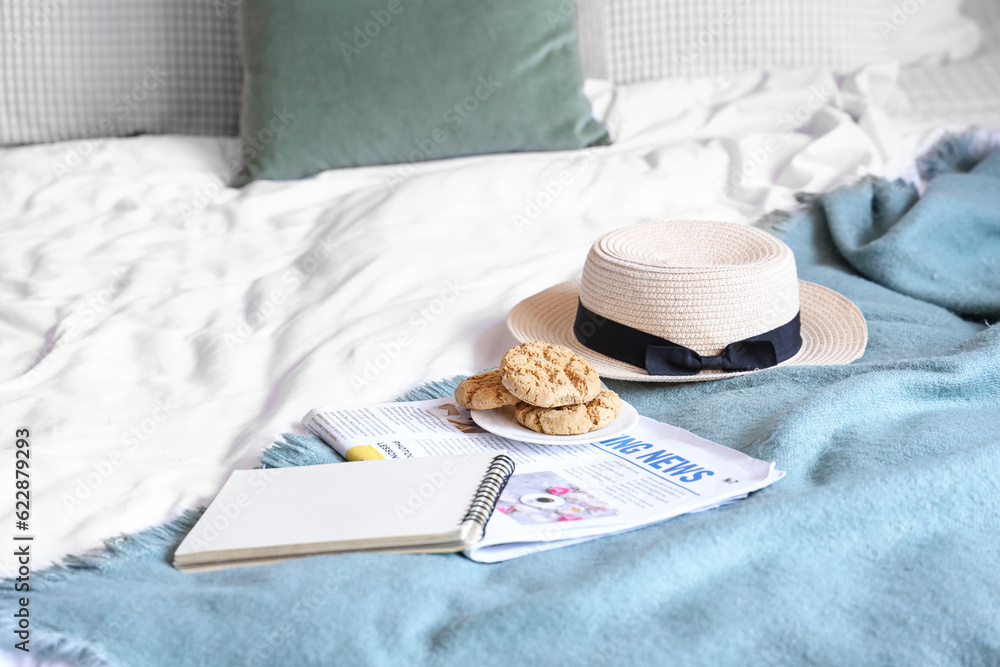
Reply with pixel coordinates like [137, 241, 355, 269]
[895, 0, 1000, 130]
[0, 63, 926, 602]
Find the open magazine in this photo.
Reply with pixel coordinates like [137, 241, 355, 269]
[303, 398, 784, 563]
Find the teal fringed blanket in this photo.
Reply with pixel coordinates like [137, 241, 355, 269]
[4, 138, 1000, 667]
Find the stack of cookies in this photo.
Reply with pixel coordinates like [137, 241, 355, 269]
[454, 341, 622, 436]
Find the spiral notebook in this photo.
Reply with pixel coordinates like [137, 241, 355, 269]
[173, 451, 514, 572]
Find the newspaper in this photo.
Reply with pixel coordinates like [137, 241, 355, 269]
[303, 398, 784, 563]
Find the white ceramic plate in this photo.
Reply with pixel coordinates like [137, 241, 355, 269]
[470, 400, 640, 445]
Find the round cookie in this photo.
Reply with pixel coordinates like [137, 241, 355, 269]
[454, 369, 518, 410]
[514, 389, 622, 435]
[500, 341, 601, 408]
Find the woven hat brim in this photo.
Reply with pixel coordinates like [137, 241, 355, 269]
[506, 279, 867, 382]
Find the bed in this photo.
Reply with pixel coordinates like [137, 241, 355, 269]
[2, 1, 998, 665]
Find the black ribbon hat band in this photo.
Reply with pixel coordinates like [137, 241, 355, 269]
[573, 300, 803, 376]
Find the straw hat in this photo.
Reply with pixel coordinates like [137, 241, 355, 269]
[507, 220, 867, 382]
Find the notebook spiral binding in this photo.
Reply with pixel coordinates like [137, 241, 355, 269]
[461, 454, 516, 533]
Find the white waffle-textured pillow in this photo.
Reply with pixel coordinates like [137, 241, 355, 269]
[577, 0, 892, 83]
[0, 0, 242, 146]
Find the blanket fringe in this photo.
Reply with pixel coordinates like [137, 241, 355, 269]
[258, 431, 340, 468]
[27, 509, 204, 580]
[917, 127, 1000, 180]
[754, 191, 821, 233]
[757, 127, 999, 234]
[7, 628, 123, 667]
[399, 375, 463, 401]
[755, 177, 886, 234]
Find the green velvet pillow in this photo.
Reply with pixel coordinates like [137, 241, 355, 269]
[233, 0, 609, 184]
